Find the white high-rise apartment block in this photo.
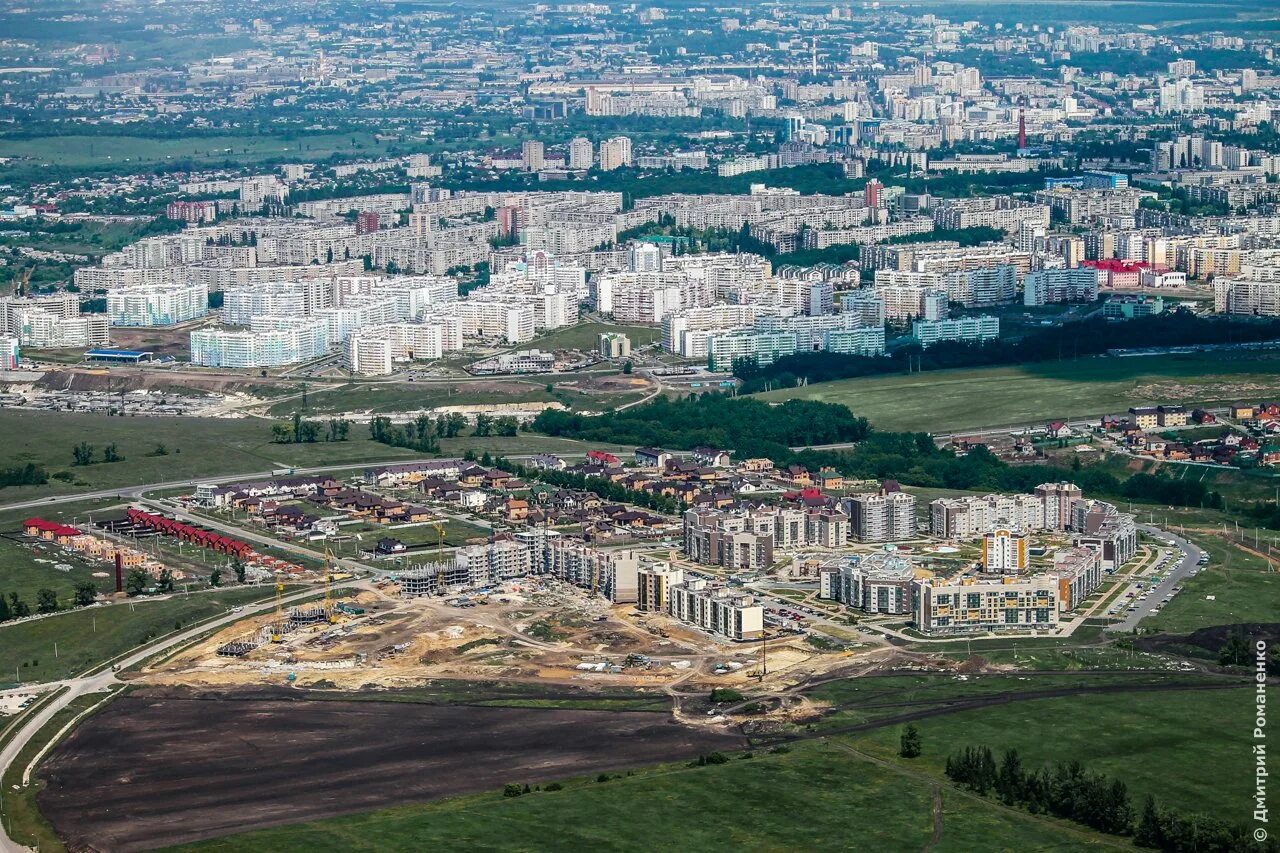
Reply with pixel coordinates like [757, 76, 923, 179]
[222, 283, 311, 326]
[190, 317, 330, 368]
[522, 140, 545, 171]
[599, 136, 633, 171]
[630, 242, 663, 273]
[444, 300, 536, 343]
[1215, 278, 1280, 317]
[1158, 78, 1204, 114]
[345, 323, 448, 375]
[568, 137, 593, 170]
[105, 281, 209, 327]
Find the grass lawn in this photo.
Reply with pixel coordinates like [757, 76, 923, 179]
[527, 321, 661, 351]
[172, 737, 1098, 852]
[0, 410, 423, 500]
[846, 683, 1252, 820]
[0, 585, 277, 687]
[754, 351, 1280, 432]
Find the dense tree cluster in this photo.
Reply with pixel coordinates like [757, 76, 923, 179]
[0, 463, 48, 489]
[949, 748, 1134, 835]
[734, 312, 1280, 393]
[272, 414, 350, 444]
[532, 395, 870, 461]
[369, 415, 440, 453]
[946, 745, 1266, 852]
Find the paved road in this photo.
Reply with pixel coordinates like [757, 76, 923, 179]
[0, 461, 414, 514]
[1106, 525, 1203, 632]
[0, 583, 355, 852]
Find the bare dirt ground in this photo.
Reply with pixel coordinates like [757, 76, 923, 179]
[38, 686, 745, 852]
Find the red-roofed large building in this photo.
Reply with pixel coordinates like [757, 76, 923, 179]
[1083, 259, 1148, 289]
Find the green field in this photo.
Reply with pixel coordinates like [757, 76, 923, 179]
[754, 352, 1280, 432]
[0, 410, 424, 500]
[0, 585, 277, 687]
[845, 683, 1251, 821]
[172, 676, 1255, 852]
[173, 737, 1100, 852]
[0, 133, 386, 173]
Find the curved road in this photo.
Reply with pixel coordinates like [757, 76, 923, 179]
[0, 583, 358, 852]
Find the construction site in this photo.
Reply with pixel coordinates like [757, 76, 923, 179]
[133, 566, 893, 701]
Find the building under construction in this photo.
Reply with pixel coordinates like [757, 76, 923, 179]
[397, 533, 638, 603]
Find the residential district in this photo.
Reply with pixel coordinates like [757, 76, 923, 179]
[0, 1, 1277, 851]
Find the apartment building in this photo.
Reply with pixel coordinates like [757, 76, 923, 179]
[982, 526, 1029, 573]
[1215, 277, 1280, 317]
[705, 329, 796, 370]
[932, 197, 1050, 233]
[1035, 482, 1084, 530]
[345, 322, 449, 375]
[819, 552, 915, 614]
[929, 493, 1047, 538]
[683, 506, 775, 571]
[539, 538, 639, 604]
[1051, 547, 1103, 611]
[190, 317, 330, 368]
[637, 563, 684, 612]
[599, 136, 633, 171]
[105, 281, 209, 327]
[842, 491, 917, 543]
[1022, 267, 1099, 306]
[667, 578, 764, 640]
[0, 335, 18, 369]
[913, 575, 1060, 635]
[911, 315, 999, 348]
[443, 299, 536, 343]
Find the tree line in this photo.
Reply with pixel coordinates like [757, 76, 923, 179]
[0, 582, 98, 622]
[369, 415, 440, 453]
[532, 395, 871, 463]
[272, 413, 351, 444]
[946, 744, 1270, 852]
[529, 394, 1221, 511]
[0, 463, 48, 489]
[733, 312, 1280, 394]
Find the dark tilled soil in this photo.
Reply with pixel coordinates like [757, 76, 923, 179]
[38, 690, 743, 852]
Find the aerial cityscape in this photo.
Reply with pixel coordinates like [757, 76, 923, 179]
[0, 0, 1279, 849]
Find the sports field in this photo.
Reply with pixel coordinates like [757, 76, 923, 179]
[754, 351, 1280, 432]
